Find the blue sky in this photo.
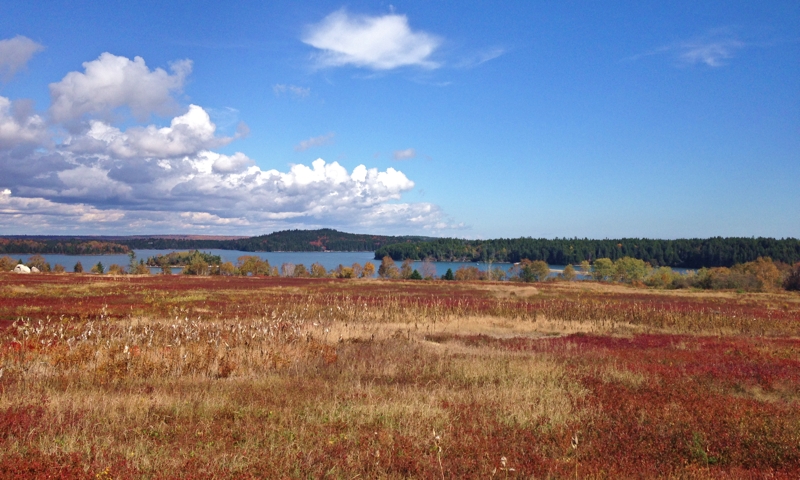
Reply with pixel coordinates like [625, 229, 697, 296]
[0, 1, 797, 238]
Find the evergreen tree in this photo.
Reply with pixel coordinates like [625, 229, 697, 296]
[443, 268, 454, 280]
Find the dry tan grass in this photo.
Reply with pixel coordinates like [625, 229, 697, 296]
[600, 364, 647, 388]
[547, 279, 800, 303]
[1, 301, 589, 476]
[3, 275, 799, 477]
[2, 342, 586, 474]
[473, 283, 540, 299]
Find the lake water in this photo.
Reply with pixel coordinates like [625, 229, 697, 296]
[6, 249, 689, 279]
[6, 249, 529, 278]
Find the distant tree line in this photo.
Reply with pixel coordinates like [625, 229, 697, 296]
[374, 237, 800, 268]
[0, 239, 130, 255]
[0, 229, 431, 253]
[3, 232, 800, 270]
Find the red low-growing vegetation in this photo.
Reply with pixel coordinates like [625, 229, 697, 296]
[426, 332, 800, 477]
[1, 273, 799, 478]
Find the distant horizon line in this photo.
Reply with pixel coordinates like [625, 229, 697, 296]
[1, 230, 798, 242]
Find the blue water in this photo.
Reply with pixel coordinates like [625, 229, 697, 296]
[5, 250, 691, 279]
[6, 249, 524, 278]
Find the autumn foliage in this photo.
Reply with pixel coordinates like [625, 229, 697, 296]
[0, 273, 799, 478]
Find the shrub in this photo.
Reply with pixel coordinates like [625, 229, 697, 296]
[293, 264, 309, 277]
[670, 273, 694, 289]
[280, 262, 296, 277]
[455, 266, 483, 281]
[0, 255, 16, 271]
[378, 256, 399, 279]
[645, 266, 674, 288]
[107, 264, 126, 275]
[27, 254, 50, 272]
[695, 267, 760, 291]
[362, 262, 376, 278]
[130, 259, 151, 275]
[488, 267, 506, 281]
[591, 258, 615, 281]
[334, 264, 354, 278]
[160, 260, 172, 275]
[421, 259, 437, 280]
[351, 263, 363, 278]
[184, 257, 209, 275]
[309, 262, 328, 278]
[614, 257, 649, 283]
[53, 264, 66, 273]
[561, 264, 577, 281]
[733, 257, 782, 291]
[219, 261, 236, 276]
[785, 263, 800, 291]
[73, 261, 84, 273]
[237, 256, 270, 276]
[520, 259, 550, 282]
[400, 259, 414, 279]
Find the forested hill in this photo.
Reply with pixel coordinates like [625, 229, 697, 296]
[0, 229, 431, 253]
[0, 238, 131, 255]
[212, 229, 432, 252]
[374, 237, 800, 268]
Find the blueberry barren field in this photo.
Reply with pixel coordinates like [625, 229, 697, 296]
[1, 273, 800, 478]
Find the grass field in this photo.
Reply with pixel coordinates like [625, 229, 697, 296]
[1, 273, 800, 478]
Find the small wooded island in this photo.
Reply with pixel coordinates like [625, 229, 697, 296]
[145, 250, 222, 268]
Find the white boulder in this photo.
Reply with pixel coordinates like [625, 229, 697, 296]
[14, 264, 31, 274]
[30, 266, 40, 273]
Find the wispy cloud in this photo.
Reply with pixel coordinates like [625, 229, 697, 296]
[0, 35, 44, 81]
[627, 29, 749, 68]
[456, 47, 506, 68]
[273, 84, 310, 98]
[677, 38, 745, 67]
[302, 9, 441, 70]
[393, 148, 416, 160]
[294, 132, 334, 152]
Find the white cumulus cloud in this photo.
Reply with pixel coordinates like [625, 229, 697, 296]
[66, 105, 235, 158]
[303, 10, 441, 70]
[49, 52, 192, 122]
[0, 52, 460, 235]
[0, 35, 44, 80]
[0, 96, 49, 148]
[0, 188, 125, 224]
[210, 152, 255, 174]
